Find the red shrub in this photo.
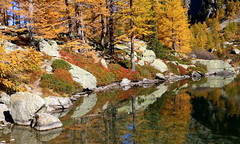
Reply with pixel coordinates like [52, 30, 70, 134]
[178, 66, 189, 75]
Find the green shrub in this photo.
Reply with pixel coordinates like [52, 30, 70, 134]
[136, 65, 160, 79]
[40, 71, 82, 95]
[167, 63, 180, 75]
[52, 59, 72, 71]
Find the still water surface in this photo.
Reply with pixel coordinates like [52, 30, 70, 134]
[1, 75, 240, 144]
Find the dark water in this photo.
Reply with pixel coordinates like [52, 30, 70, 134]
[1, 75, 240, 144]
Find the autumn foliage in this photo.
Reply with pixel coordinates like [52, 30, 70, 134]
[60, 50, 160, 86]
[0, 48, 43, 92]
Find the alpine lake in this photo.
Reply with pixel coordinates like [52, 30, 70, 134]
[1, 74, 240, 144]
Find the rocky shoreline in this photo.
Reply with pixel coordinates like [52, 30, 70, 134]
[0, 63, 239, 132]
[0, 39, 239, 132]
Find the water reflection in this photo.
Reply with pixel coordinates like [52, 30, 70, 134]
[6, 126, 62, 144]
[189, 75, 240, 143]
[1, 75, 240, 143]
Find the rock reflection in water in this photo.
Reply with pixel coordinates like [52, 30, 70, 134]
[11, 125, 62, 144]
[64, 83, 193, 144]
[189, 75, 240, 142]
[1, 75, 240, 143]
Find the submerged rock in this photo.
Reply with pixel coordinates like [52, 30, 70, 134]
[31, 113, 62, 131]
[9, 92, 45, 125]
[44, 96, 73, 112]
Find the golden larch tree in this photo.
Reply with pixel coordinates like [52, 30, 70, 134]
[0, 0, 12, 26]
[156, 0, 191, 53]
[190, 22, 208, 50]
[117, 0, 155, 71]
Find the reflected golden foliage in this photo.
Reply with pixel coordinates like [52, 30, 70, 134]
[156, 92, 192, 144]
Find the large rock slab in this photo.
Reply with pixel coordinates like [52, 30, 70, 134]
[9, 92, 45, 125]
[31, 113, 62, 131]
[192, 60, 234, 72]
[150, 59, 168, 73]
[39, 39, 60, 57]
[69, 62, 97, 90]
[44, 96, 73, 112]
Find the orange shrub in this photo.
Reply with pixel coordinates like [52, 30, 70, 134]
[54, 68, 73, 84]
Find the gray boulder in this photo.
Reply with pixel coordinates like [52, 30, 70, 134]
[44, 96, 73, 112]
[39, 39, 60, 57]
[142, 78, 152, 84]
[192, 71, 203, 81]
[45, 65, 53, 73]
[0, 92, 10, 106]
[1, 40, 23, 53]
[141, 50, 156, 64]
[9, 92, 45, 125]
[31, 113, 62, 131]
[101, 58, 108, 69]
[120, 78, 131, 87]
[150, 59, 168, 73]
[69, 62, 97, 90]
[231, 49, 240, 54]
[137, 60, 145, 66]
[0, 104, 8, 122]
[192, 60, 234, 72]
[155, 73, 166, 80]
